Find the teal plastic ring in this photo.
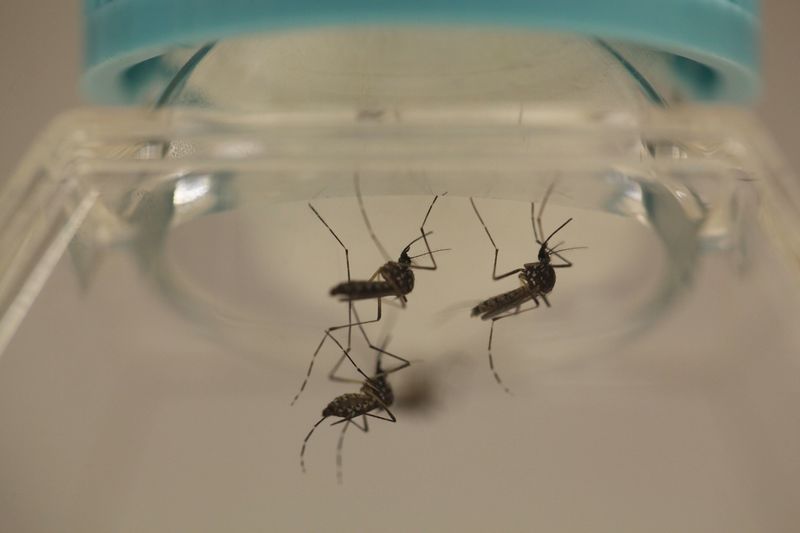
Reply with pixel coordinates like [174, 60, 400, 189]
[84, 0, 760, 104]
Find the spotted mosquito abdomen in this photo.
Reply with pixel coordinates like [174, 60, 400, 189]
[323, 393, 380, 419]
[329, 280, 398, 300]
[471, 286, 531, 320]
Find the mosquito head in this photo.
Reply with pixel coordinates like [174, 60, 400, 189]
[398, 230, 434, 265]
[538, 217, 572, 262]
[399, 246, 413, 265]
[537, 244, 551, 264]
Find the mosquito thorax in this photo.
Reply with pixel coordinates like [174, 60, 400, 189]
[381, 260, 415, 295]
[524, 261, 556, 294]
[363, 375, 394, 407]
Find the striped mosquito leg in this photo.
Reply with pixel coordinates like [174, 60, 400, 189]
[336, 415, 368, 484]
[291, 329, 372, 406]
[308, 202, 353, 350]
[300, 416, 327, 473]
[335, 420, 351, 485]
[486, 301, 541, 395]
[290, 332, 330, 406]
[488, 318, 513, 396]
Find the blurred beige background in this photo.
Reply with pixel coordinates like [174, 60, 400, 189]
[0, 0, 798, 179]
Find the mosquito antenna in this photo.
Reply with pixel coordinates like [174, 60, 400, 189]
[408, 247, 451, 260]
[354, 173, 391, 262]
[300, 416, 328, 473]
[548, 245, 588, 255]
[542, 217, 572, 246]
[402, 230, 434, 252]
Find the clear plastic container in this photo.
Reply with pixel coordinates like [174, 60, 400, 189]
[1, 28, 799, 532]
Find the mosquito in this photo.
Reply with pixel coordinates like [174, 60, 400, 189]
[469, 182, 584, 394]
[329, 173, 446, 309]
[300, 332, 400, 484]
[291, 174, 447, 405]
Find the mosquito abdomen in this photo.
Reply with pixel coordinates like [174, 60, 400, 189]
[330, 280, 398, 300]
[471, 287, 531, 320]
[323, 393, 379, 419]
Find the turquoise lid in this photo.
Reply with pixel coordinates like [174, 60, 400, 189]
[83, 0, 760, 104]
